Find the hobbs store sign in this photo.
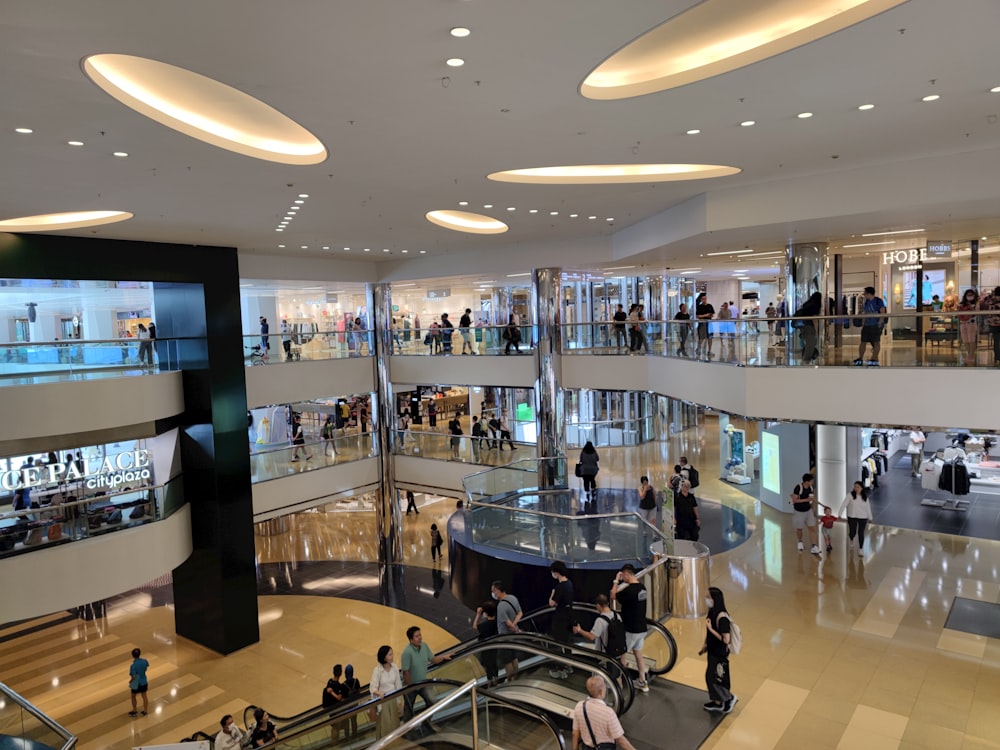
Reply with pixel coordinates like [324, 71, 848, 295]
[883, 248, 927, 266]
[0, 450, 151, 491]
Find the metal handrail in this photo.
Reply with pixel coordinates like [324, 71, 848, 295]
[367, 679, 479, 750]
[0, 681, 77, 750]
[0, 335, 202, 346]
[566, 308, 1000, 325]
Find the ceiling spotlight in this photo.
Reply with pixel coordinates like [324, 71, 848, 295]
[588, 215, 597, 220]
[570, 213, 578, 218]
[446, 58, 465, 67]
[483, 204, 493, 208]
[364, 248, 371, 252]
[858, 103, 875, 110]
[686, 129, 701, 135]
[420, 250, 427, 254]
[278, 244, 285, 248]
[458, 201, 468, 206]
[275, 228, 283, 232]
[921, 94, 940, 102]
[113, 151, 128, 157]
[991, 86, 1000, 93]
[298, 193, 309, 198]
[294, 199, 304, 204]
[301, 245, 308, 249]
[740, 120, 755, 127]
[550, 211, 559, 216]
[322, 245, 329, 249]
[344, 247, 350, 250]
[529, 209, 538, 213]
[797, 112, 813, 119]
[402, 249, 409, 253]
[981, 236, 988, 240]
[67, 140, 84, 146]
[14, 127, 33, 134]
[450, 27, 471, 37]
[606, 217, 614, 222]
[507, 207, 516, 211]
[383, 248, 390, 253]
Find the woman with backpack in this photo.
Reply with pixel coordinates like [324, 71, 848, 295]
[698, 586, 737, 714]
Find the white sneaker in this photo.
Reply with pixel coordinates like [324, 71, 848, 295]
[797, 541, 804, 552]
[810, 545, 821, 554]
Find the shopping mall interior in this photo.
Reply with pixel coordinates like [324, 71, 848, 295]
[2, 1, 1000, 749]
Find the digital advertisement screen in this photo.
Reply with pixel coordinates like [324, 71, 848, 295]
[761, 431, 781, 494]
[903, 269, 946, 310]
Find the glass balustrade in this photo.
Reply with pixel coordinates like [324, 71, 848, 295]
[560, 310, 1000, 368]
[0, 337, 192, 385]
[0, 477, 184, 559]
[391, 325, 534, 356]
[250, 433, 376, 483]
[0, 681, 76, 750]
[393, 431, 532, 466]
[243, 330, 374, 365]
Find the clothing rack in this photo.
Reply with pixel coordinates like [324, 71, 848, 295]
[922, 456, 971, 511]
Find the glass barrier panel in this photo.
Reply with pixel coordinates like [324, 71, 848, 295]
[0, 682, 75, 750]
[395, 325, 531, 356]
[396, 432, 532, 465]
[242, 330, 373, 364]
[250, 433, 375, 484]
[0, 338, 191, 385]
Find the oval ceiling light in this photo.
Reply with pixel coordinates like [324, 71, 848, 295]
[425, 210, 508, 235]
[580, 0, 909, 99]
[0, 210, 133, 232]
[82, 54, 327, 165]
[446, 58, 465, 67]
[450, 27, 471, 38]
[488, 163, 740, 184]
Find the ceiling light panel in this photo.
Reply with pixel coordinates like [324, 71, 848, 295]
[580, 0, 909, 99]
[82, 54, 327, 165]
[488, 163, 740, 184]
[425, 210, 508, 235]
[0, 210, 134, 232]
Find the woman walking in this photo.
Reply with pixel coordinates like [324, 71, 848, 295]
[844, 481, 874, 552]
[958, 288, 980, 364]
[699, 587, 737, 714]
[578, 441, 600, 499]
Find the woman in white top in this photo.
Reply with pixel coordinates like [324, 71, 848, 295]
[843, 481, 874, 552]
[371, 645, 402, 738]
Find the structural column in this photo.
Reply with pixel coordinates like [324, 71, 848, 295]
[816, 424, 847, 515]
[786, 243, 828, 317]
[534, 268, 564, 488]
[372, 283, 403, 567]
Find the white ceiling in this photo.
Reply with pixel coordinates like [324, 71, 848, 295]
[2, 0, 1000, 281]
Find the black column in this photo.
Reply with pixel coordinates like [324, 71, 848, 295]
[0, 232, 258, 654]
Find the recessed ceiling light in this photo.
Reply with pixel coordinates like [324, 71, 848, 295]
[507, 273, 531, 278]
[707, 248, 754, 256]
[450, 27, 471, 38]
[67, 140, 84, 146]
[458, 201, 469, 206]
[364, 248, 370, 252]
[733, 269, 748, 273]
[981, 236, 988, 241]
[507, 207, 516, 211]
[0, 210, 133, 232]
[14, 127, 33, 134]
[797, 112, 813, 119]
[991, 86, 1000, 93]
[82, 53, 327, 165]
[278, 244, 285, 248]
[529, 209, 539, 213]
[606, 217, 614, 222]
[550, 211, 559, 216]
[275, 228, 284, 232]
[298, 194, 309, 198]
[402, 249, 409, 253]
[842, 240, 896, 248]
[483, 204, 493, 208]
[861, 228, 925, 237]
[420, 250, 427, 254]
[446, 58, 465, 67]
[489, 162, 741, 184]
[570, 214, 578, 218]
[301, 245, 308, 249]
[588, 215, 597, 220]
[425, 209, 508, 234]
[343, 247, 350, 250]
[580, 0, 909, 98]
[740, 120, 755, 127]
[686, 129, 701, 135]
[858, 103, 875, 110]
[113, 151, 128, 157]
[383, 248, 390, 253]
[294, 200, 304, 204]
[922, 94, 940, 102]
[322, 245, 329, 249]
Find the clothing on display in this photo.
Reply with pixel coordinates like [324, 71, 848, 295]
[939, 460, 971, 495]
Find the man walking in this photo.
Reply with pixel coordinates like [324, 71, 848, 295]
[791, 472, 821, 554]
[491, 580, 523, 679]
[571, 676, 638, 750]
[401, 626, 451, 719]
[854, 286, 886, 367]
[612, 564, 650, 693]
[612, 303, 628, 352]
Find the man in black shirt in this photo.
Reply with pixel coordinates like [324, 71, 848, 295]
[612, 564, 650, 693]
[791, 472, 820, 554]
[612, 304, 628, 352]
[459, 308, 475, 355]
[695, 293, 715, 359]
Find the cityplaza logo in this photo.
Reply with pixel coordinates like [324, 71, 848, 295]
[0, 450, 151, 491]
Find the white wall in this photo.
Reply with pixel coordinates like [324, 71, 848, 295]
[389, 352, 537, 390]
[245, 356, 376, 409]
[252, 458, 380, 520]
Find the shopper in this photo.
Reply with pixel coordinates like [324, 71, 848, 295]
[290, 413, 311, 462]
[250, 708, 278, 747]
[794, 291, 823, 364]
[637, 475, 657, 525]
[491, 580, 523, 678]
[844, 481, 874, 552]
[460, 308, 475, 354]
[674, 303, 691, 356]
[818, 506, 837, 553]
[215, 714, 246, 750]
[674, 480, 701, 541]
[854, 286, 886, 367]
[578, 441, 600, 498]
[613, 564, 650, 693]
[323, 664, 348, 708]
[613, 303, 628, 352]
[503, 314, 522, 355]
[401, 626, 451, 718]
[958, 288, 980, 364]
[571, 676, 638, 750]
[259, 317, 269, 357]
[448, 412, 463, 460]
[136, 323, 153, 368]
[321, 415, 338, 457]
[695, 293, 715, 359]
[472, 601, 500, 684]
[572, 593, 617, 654]
[430, 523, 444, 561]
[471, 415, 484, 461]
[985, 286, 1000, 365]
[791, 472, 821, 554]
[405, 489, 419, 515]
[907, 428, 926, 477]
[698, 587, 737, 714]
[548, 560, 575, 645]
[281, 318, 292, 360]
[370, 646, 402, 739]
[127, 647, 149, 717]
[440, 313, 454, 355]
[343, 664, 362, 737]
[498, 410, 516, 451]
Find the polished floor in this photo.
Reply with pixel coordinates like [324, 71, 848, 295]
[2, 428, 1000, 749]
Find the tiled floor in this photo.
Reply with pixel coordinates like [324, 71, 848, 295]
[2, 426, 1000, 749]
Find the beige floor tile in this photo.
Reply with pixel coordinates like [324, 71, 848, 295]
[901, 720, 966, 750]
[837, 727, 900, 750]
[709, 679, 809, 749]
[938, 629, 989, 659]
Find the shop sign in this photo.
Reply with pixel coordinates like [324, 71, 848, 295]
[0, 450, 151, 491]
[427, 289, 451, 299]
[882, 248, 926, 266]
[926, 241, 952, 257]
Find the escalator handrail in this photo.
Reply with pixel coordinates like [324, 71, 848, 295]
[251, 679, 467, 750]
[518, 601, 678, 675]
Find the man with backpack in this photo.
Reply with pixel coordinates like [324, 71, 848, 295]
[487, 415, 501, 450]
[573, 594, 626, 662]
[612, 564, 650, 693]
[679, 456, 700, 488]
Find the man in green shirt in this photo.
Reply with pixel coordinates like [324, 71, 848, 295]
[401, 626, 451, 719]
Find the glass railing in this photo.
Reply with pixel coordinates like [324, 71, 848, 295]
[0, 681, 76, 749]
[0, 337, 194, 385]
[560, 309, 1000, 367]
[369, 679, 566, 750]
[0, 477, 184, 559]
[250, 433, 375, 483]
[566, 417, 655, 448]
[393, 431, 532, 465]
[391, 324, 535, 356]
[463, 458, 549, 504]
[243, 330, 374, 365]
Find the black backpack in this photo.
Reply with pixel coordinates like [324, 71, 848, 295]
[687, 465, 700, 488]
[602, 612, 627, 658]
[488, 418, 501, 431]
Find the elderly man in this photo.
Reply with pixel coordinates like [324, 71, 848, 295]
[572, 676, 637, 750]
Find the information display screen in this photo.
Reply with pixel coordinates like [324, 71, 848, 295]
[761, 431, 781, 494]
